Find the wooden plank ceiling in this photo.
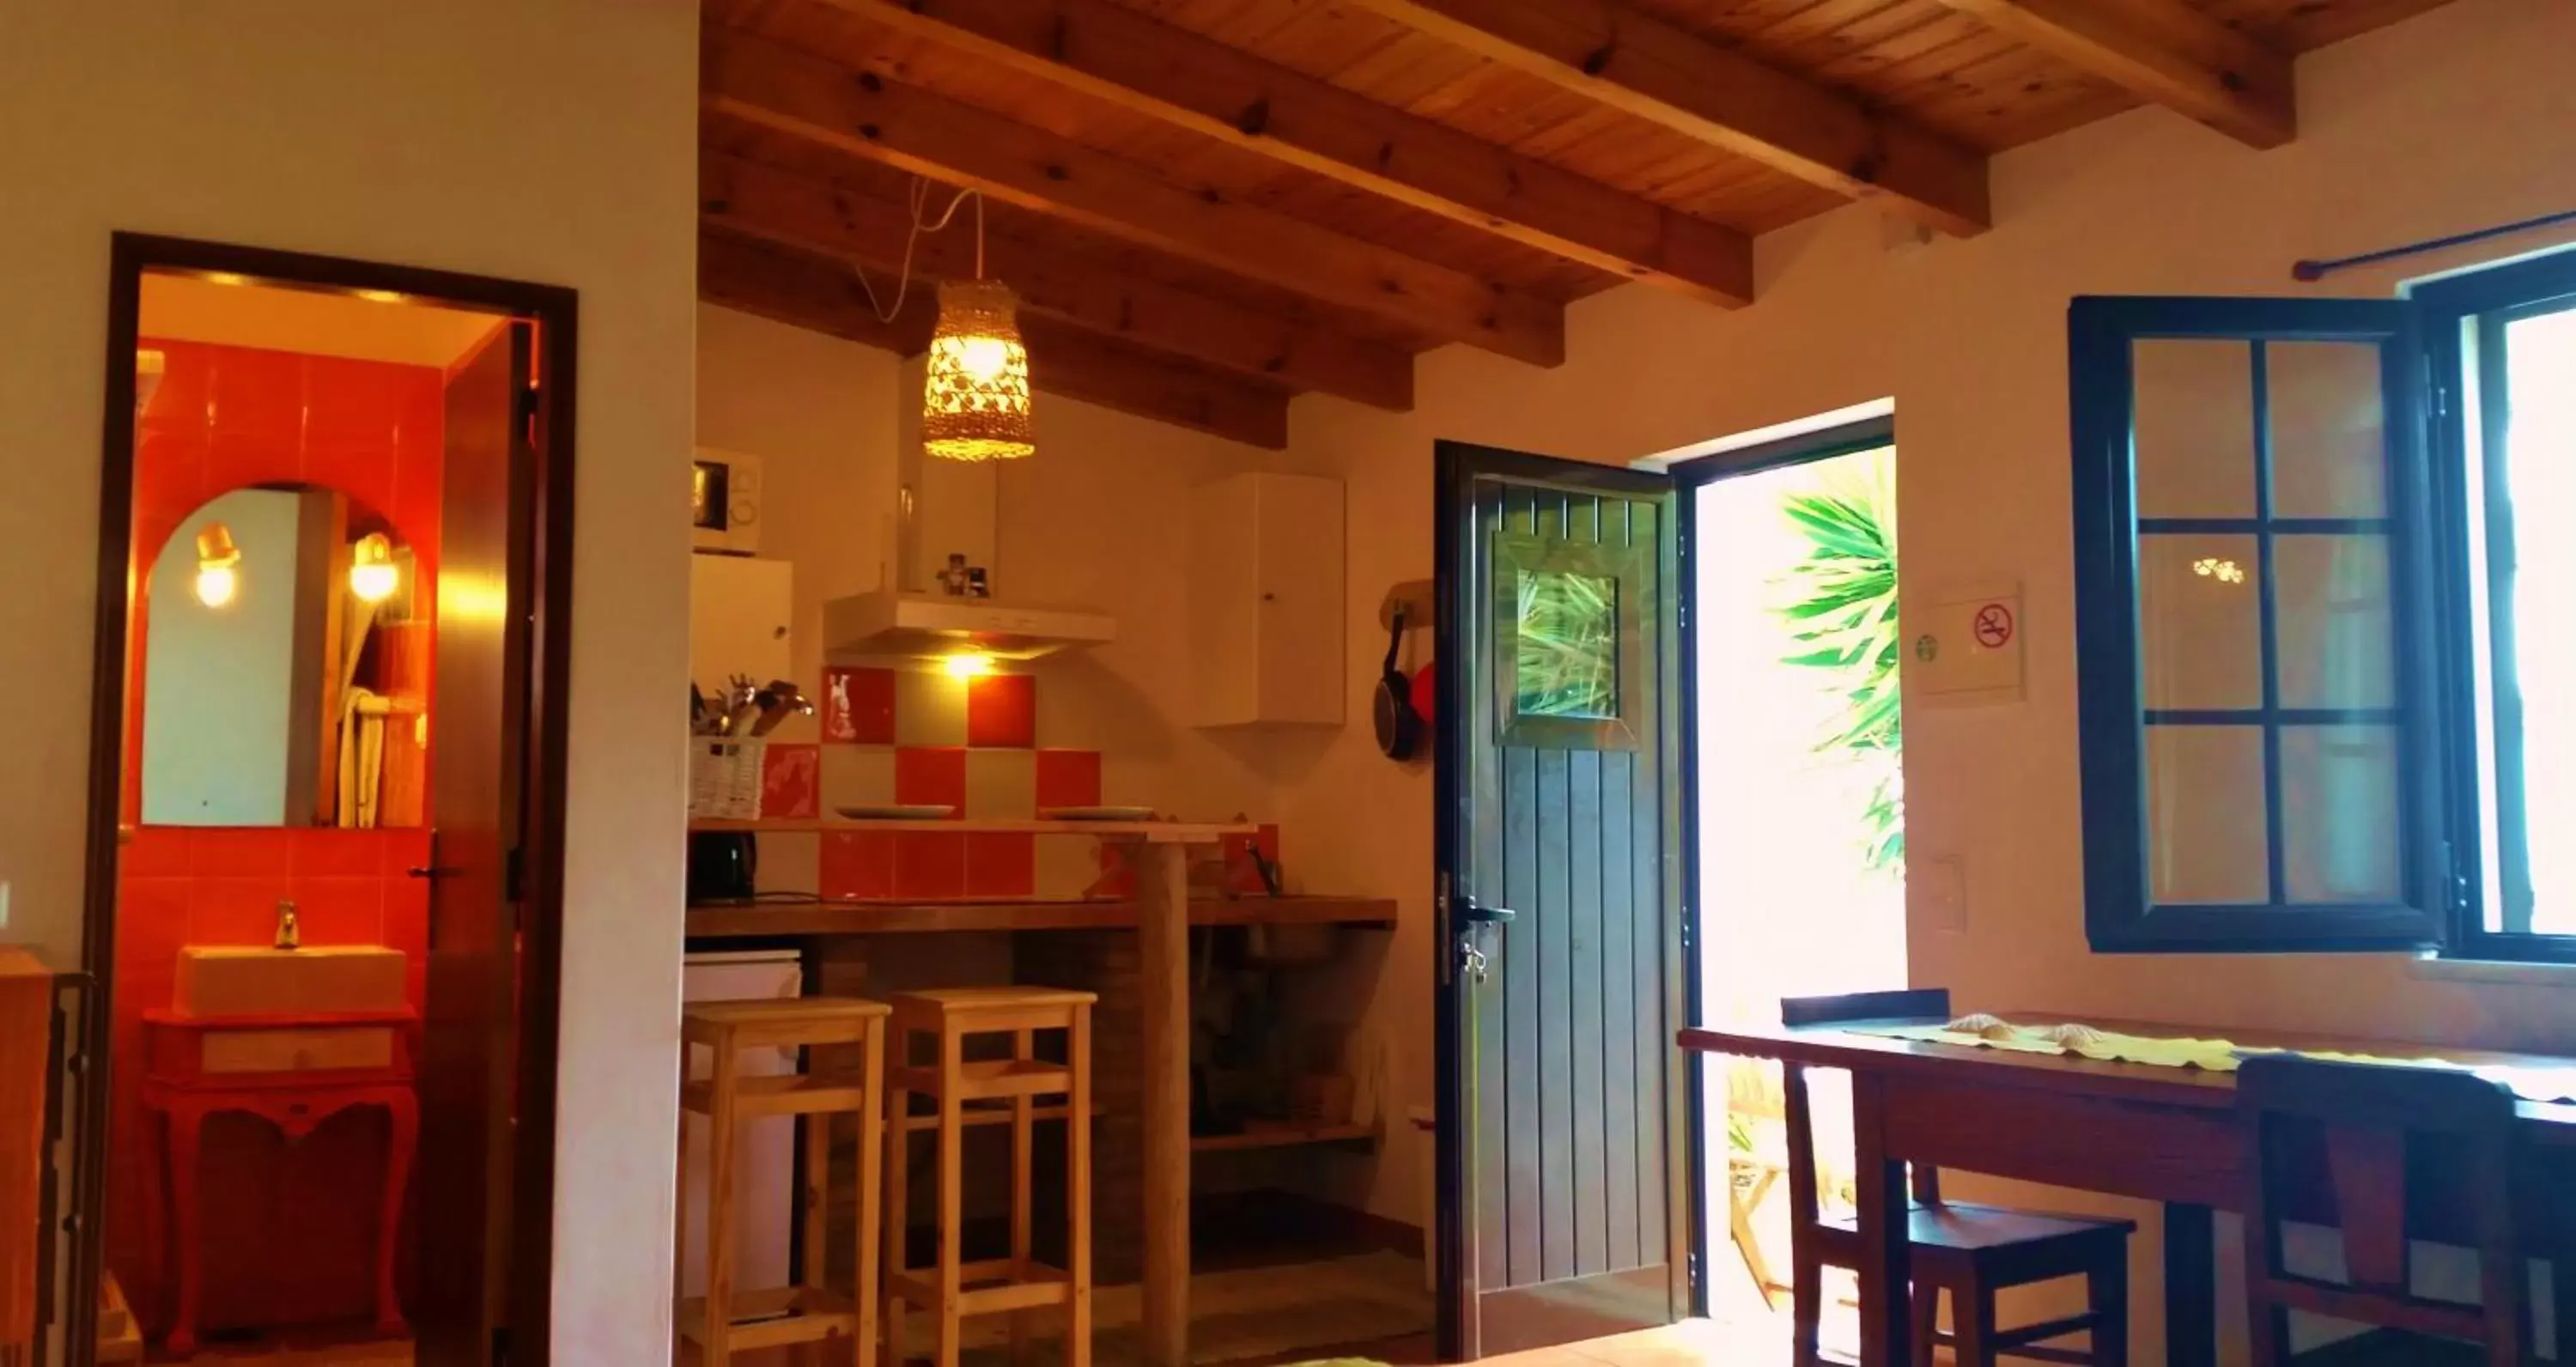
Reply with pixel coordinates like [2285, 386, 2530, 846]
[700, 0, 2460, 447]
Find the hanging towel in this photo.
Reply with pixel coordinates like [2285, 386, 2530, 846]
[337, 687, 395, 829]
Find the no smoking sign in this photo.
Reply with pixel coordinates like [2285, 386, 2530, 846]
[1972, 602, 2014, 649]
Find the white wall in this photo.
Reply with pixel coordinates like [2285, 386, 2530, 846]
[0, 4, 697, 1359]
[1280, 0, 2576, 1358]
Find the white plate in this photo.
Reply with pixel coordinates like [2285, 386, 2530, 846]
[835, 805, 955, 820]
[1041, 805, 1158, 822]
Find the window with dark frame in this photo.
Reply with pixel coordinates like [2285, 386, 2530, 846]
[2070, 252, 2576, 961]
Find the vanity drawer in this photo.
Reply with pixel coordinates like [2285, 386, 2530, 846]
[200, 1026, 396, 1075]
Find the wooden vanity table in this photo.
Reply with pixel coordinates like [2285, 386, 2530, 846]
[684, 817, 1396, 1367]
[142, 1007, 419, 1357]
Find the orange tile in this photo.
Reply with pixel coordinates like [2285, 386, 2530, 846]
[294, 829, 388, 878]
[291, 877, 386, 946]
[121, 825, 192, 878]
[191, 828, 295, 878]
[189, 876, 294, 945]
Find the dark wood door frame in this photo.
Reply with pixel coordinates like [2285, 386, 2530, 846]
[74, 233, 579, 1367]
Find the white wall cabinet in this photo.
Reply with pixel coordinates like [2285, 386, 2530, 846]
[690, 553, 793, 694]
[1188, 472, 1344, 726]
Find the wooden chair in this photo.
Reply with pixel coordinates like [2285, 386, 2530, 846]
[2239, 1055, 2532, 1367]
[1781, 989, 2134, 1367]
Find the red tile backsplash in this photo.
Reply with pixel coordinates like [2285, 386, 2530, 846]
[761, 743, 821, 819]
[895, 746, 968, 816]
[966, 673, 1036, 749]
[893, 831, 968, 901]
[1035, 749, 1103, 811]
[820, 831, 895, 902]
[964, 832, 1036, 899]
[824, 665, 896, 745]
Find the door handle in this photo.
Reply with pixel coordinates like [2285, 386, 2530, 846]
[1457, 898, 1517, 925]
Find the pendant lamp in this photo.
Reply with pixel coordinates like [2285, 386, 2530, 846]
[921, 197, 1033, 462]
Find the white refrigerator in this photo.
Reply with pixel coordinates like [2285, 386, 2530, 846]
[679, 949, 804, 1297]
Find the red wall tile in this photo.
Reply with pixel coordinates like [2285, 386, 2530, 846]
[1035, 750, 1103, 811]
[965, 673, 1036, 749]
[761, 744, 820, 819]
[824, 666, 896, 745]
[964, 832, 1036, 899]
[893, 831, 966, 901]
[820, 831, 895, 902]
[894, 747, 968, 816]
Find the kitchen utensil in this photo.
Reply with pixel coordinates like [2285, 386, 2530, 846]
[1373, 606, 1423, 760]
[833, 804, 957, 820]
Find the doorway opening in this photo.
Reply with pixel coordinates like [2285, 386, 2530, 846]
[65, 235, 579, 1367]
[1680, 420, 1904, 1359]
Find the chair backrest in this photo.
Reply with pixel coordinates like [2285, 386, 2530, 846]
[2237, 1055, 2527, 1367]
[1775, 989, 1952, 1234]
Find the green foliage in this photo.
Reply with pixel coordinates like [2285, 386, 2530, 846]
[1774, 452, 1904, 871]
[1515, 569, 1620, 720]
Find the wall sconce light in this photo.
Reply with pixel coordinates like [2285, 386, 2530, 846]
[194, 522, 241, 608]
[349, 532, 400, 604]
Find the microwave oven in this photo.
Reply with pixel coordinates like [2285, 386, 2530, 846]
[692, 447, 762, 555]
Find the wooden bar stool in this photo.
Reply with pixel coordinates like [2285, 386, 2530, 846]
[678, 997, 890, 1367]
[886, 987, 1096, 1367]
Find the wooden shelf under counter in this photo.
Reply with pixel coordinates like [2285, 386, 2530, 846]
[684, 896, 1399, 939]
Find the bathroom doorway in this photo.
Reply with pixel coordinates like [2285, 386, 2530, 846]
[65, 235, 580, 1367]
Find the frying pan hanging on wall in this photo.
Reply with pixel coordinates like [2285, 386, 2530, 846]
[1375, 606, 1423, 761]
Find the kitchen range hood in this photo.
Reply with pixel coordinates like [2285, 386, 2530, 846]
[823, 589, 1114, 663]
[823, 364, 1117, 664]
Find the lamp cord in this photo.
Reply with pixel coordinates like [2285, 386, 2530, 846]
[851, 179, 977, 325]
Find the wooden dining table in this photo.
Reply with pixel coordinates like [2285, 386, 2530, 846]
[1680, 1014, 2576, 1367]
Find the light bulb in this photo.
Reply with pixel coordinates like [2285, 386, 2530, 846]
[942, 652, 996, 680]
[349, 562, 399, 603]
[348, 533, 400, 604]
[195, 565, 238, 608]
[956, 335, 1012, 382]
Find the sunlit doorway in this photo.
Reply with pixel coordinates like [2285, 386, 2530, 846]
[1681, 420, 1903, 1359]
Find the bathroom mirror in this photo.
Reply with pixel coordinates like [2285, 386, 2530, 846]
[139, 483, 427, 828]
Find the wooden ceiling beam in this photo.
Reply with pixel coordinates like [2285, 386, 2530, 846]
[702, 151, 1413, 411]
[1927, 0, 2295, 148]
[700, 227, 1292, 449]
[1341, 0, 1990, 237]
[825, 0, 1753, 307]
[704, 26, 1565, 367]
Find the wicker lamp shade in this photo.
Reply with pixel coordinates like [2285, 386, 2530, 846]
[922, 278, 1034, 462]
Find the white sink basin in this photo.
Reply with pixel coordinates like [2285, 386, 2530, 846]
[174, 945, 407, 1018]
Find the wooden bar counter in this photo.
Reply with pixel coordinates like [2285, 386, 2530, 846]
[684, 818, 1395, 1367]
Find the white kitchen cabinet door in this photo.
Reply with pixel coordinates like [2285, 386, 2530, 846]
[690, 553, 793, 695]
[1189, 472, 1345, 726]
